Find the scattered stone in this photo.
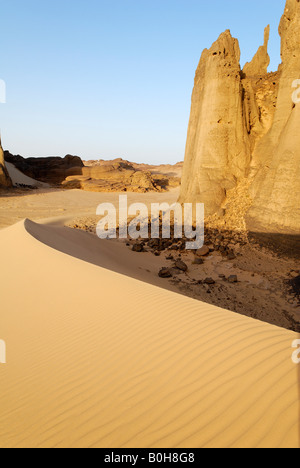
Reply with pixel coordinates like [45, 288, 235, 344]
[175, 260, 188, 272]
[204, 278, 216, 285]
[228, 275, 238, 283]
[166, 255, 174, 261]
[159, 268, 173, 279]
[227, 251, 236, 261]
[148, 239, 160, 248]
[132, 243, 144, 253]
[196, 246, 210, 257]
[192, 258, 204, 265]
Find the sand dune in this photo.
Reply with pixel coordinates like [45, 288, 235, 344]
[5, 162, 49, 188]
[0, 219, 299, 448]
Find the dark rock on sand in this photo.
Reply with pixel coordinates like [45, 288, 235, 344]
[196, 246, 210, 257]
[204, 278, 216, 285]
[159, 268, 173, 279]
[228, 275, 238, 283]
[175, 260, 188, 272]
[132, 243, 144, 252]
[192, 258, 204, 265]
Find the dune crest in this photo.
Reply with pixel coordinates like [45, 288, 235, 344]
[0, 220, 298, 448]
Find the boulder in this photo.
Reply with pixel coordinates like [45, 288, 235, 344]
[159, 268, 173, 279]
[132, 243, 144, 252]
[175, 260, 188, 272]
[204, 278, 216, 285]
[196, 245, 210, 257]
[228, 275, 238, 283]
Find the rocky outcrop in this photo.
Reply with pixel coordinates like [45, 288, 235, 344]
[3, 151, 179, 193]
[62, 162, 162, 193]
[4, 152, 84, 185]
[180, 0, 300, 254]
[243, 26, 270, 77]
[0, 139, 12, 188]
[179, 30, 251, 215]
[246, 0, 300, 247]
[84, 158, 182, 189]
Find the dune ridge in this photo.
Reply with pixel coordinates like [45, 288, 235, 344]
[0, 220, 298, 448]
[5, 162, 49, 188]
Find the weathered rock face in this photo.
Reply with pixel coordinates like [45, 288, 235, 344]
[180, 0, 300, 253]
[0, 139, 12, 188]
[242, 26, 280, 152]
[4, 152, 84, 184]
[246, 0, 300, 250]
[179, 30, 251, 215]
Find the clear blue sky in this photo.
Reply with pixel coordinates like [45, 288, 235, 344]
[1, 0, 285, 164]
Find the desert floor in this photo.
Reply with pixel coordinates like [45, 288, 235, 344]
[0, 187, 299, 331]
[0, 187, 299, 448]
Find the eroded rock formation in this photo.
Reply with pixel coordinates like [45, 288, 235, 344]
[62, 162, 164, 193]
[243, 25, 270, 77]
[246, 0, 300, 247]
[180, 0, 300, 253]
[4, 152, 84, 185]
[179, 30, 251, 215]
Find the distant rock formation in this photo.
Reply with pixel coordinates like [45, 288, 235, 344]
[4, 152, 84, 185]
[3, 152, 180, 193]
[179, 0, 300, 253]
[85, 158, 183, 179]
[82, 158, 182, 191]
[62, 162, 165, 193]
[0, 138, 12, 188]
